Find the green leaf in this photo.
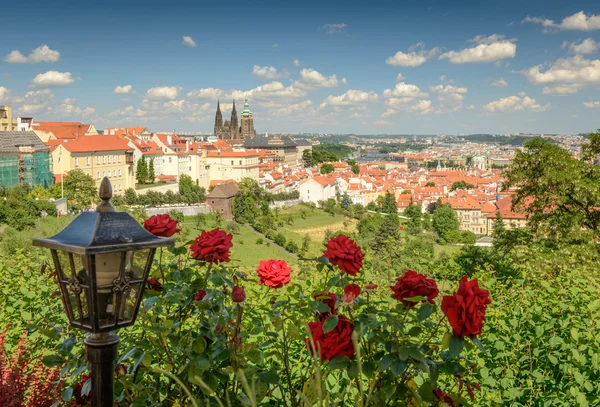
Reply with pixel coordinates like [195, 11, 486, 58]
[418, 381, 434, 403]
[317, 256, 330, 265]
[379, 354, 395, 372]
[61, 387, 73, 402]
[347, 360, 359, 379]
[328, 355, 350, 370]
[322, 315, 339, 334]
[471, 337, 487, 354]
[118, 347, 138, 363]
[390, 359, 407, 377]
[39, 327, 60, 340]
[448, 335, 465, 358]
[192, 337, 207, 354]
[42, 355, 64, 367]
[130, 399, 148, 407]
[403, 296, 425, 303]
[416, 303, 434, 322]
[257, 371, 280, 384]
[441, 332, 451, 350]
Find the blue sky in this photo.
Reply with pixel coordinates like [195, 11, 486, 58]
[1, 0, 600, 134]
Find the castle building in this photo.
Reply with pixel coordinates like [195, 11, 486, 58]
[213, 98, 256, 140]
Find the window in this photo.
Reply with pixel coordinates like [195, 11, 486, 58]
[108, 156, 111, 164]
[118, 184, 122, 191]
[239, 160, 242, 165]
[86, 157, 90, 166]
[169, 157, 172, 163]
[118, 155, 121, 163]
[113, 155, 116, 163]
[231, 160, 234, 165]
[103, 156, 106, 164]
[113, 170, 116, 177]
[118, 169, 121, 177]
[74, 157, 79, 167]
[96, 156, 100, 165]
[97, 171, 100, 179]
[103, 171, 106, 177]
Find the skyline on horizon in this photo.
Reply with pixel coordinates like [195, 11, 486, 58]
[1, 0, 600, 135]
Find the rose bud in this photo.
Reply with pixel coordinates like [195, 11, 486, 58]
[146, 277, 162, 291]
[194, 289, 207, 301]
[365, 282, 378, 293]
[231, 285, 246, 303]
[114, 364, 127, 377]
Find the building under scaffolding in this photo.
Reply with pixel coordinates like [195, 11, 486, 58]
[0, 131, 54, 188]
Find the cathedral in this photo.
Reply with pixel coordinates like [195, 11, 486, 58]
[213, 98, 256, 140]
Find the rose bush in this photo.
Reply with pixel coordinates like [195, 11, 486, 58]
[37, 225, 492, 406]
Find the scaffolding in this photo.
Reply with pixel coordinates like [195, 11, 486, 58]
[0, 152, 53, 189]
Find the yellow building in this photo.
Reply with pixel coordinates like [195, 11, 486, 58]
[0, 105, 16, 131]
[47, 135, 135, 194]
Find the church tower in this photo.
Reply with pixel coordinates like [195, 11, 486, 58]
[230, 99, 239, 139]
[214, 100, 223, 138]
[240, 97, 256, 139]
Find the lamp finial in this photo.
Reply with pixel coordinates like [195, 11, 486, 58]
[96, 177, 115, 213]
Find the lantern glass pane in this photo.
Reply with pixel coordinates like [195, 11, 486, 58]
[53, 251, 91, 327]
[131, 249, 151, 280]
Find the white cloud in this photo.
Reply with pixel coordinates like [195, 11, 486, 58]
[411, 100, 433, 114]
[294, 59, 300, 67]
[469, 34, 517, 45]
[491, 78, 508, 87]
[562, 38, 599, 54]
[383, 82, 428, 99]
[483, 94, 549, 112]
[0, 87, 9, 100]
[541, 84, 582, 95]
[386, 43, 439, 67]
[467, 105, 476, 110]
[396, 73, 407, 81]
[31, 71, 75, 87]
[182, 36, 197, 47]
[439, 75, 447, 81]
[322, 24, 347, 34]
[375, 120, 392, 126]
[440, 39, 516, 63]
[273, 100, 313, 115]
[295, 68, 345, 89]
[145, 86, 182, 100]
[252, 65, 287, 79]
[319, 90, 378, 109]
[521, 55, 600, 87]
[4, 45, 60, 63]
[430, 84, 467, 99]
[584, 100, 600, 108]
[524, 11, 600, 32]
[114, 85, 135, 94]
[248, 81, 306, 99]
[187, 87, 224, 100]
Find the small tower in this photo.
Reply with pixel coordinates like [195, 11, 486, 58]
[214, 100, 223, 139]
[240, 97, 256, 140]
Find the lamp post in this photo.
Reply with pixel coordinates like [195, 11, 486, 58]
[33, 177, 174, 407]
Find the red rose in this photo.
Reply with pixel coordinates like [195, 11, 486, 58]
[314, 292, 337, 318]
[307, 315, 355, 361]
[256, 259, 292, 288]
[143, 214, 180, 237]
[442, 277, 491, 338]
[190, 228, 233, 264]
[231, 285, 246, 303]
[194, 289, 207, 301]
[365, 282, 378, 293]
[323, 235, 364, 276]
[390, 270, 439, 308]
[341, 284, 361, 304]
[147, 277, 162, 291]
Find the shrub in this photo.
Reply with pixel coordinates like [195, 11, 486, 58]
[256, 238, 264, 245]
[273, 233, 286, 247]
[285, 240, 299, 253]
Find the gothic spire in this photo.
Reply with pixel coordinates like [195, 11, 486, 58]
[216, 100, 221, 114]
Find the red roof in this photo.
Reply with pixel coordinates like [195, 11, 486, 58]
[207, 151, 259, 158]
[33, 122, 94, 140]
[57, 135, 133, 153]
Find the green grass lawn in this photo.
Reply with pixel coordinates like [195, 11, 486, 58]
[434, 244, 463, 258]
[180, 216, 297, 271]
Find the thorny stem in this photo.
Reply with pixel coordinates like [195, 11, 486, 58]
[282, 312, 298, 407]
[158, 247, 166, 283]
[202, 262, 214, 288]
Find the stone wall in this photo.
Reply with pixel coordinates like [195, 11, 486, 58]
[270, 199, 301, 209]
[144, 204, 212, 216]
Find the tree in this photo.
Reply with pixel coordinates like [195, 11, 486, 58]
[425, 181, 436, 187]
[404, 202, 422, 234]
[341, 193, 351, 210]
[320, 163, 335, 174]
[504, 135, 600, 242]
[148, 158, 155, 183]
[233, 178, 272, 223]
[351, 164, 360, 174]
[433, 206, 459, 241]
[324, 198, 337, 216]
[302, 150, 315, 168]
[136, 157, 148, 185]
[178, 174, 206, 204]
[379, 191, 397, 214]
[366, 201, 377, 211]
[123, 188, 137, 206]
[301, 234, 311, 254]
[450, 180, 475, 191]
[63, 169, 97, 207]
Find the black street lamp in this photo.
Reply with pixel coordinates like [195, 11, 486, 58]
[33, 177, 174, 407]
